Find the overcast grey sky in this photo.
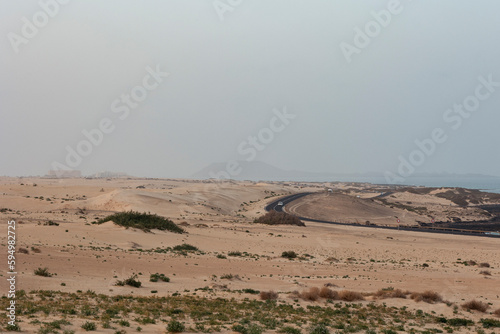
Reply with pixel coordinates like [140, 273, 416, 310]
[1, 0, 500, 178]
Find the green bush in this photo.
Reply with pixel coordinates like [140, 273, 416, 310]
[173, 244, 199, 252]
[232, 324, 263, 334]
[248, 324, 264, 334]
[446, 318, 474, 327]
[282, 251, 298, 259]
[150, 273, 170, 282]
[309, 324, 329, 334]
[167, 320, 185, 333]
[95, 211, 184, 233]
[278, 326, 302, 334]
[118, 320, 130, 327]
[6, 323, 21, 331]
[480, 318, 500, 328]
[135, 317, 156, 325]
[243, 288, 260, 295]
[115, 274, 141, 288]
[233, 324, 247, 334]
[381, 330, 397, 334]
[34, 267, 52, 277]
[81, 321, 97, 331]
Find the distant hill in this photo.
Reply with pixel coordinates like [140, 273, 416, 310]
[191, 161, 500, 191]
[192, 161, 378, 182]
[192, 161, 314, 181]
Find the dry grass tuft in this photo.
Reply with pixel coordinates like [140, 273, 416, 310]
[461, 300, 489, 312]
[254, 211, 305, 226]
[260, 290, 278, 300]
[299, 287, 320, 301]
[318, 287, 338, 300]
[410, 291, 442, 304]
[494, 308, 500, 317]
[18, 247, 29, 254]
[296, 287, 364, 302]
[374, 288, 408, 299]
[220, 274, 241, 280]
[338, 290, 364, 302]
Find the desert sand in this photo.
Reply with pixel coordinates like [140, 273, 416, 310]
[0, 177, 499, 333]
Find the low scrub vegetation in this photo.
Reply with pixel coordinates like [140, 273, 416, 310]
[410, 291, 442, 304]
[299, 287, 320, 301]
[318, 287, 338, 299]
[494, 308, 500, 317]
[220, 274, 240, 280]
[95, 211, 184, 233]
[374, 288, 408, 299]
[173, 244, 199, 252]
[309, 324, 329, 334]
[260, 290, 278, 300]
[278, 326, 302, 334]
[338, 290, 365, 302]
[81, 321, 97, 331]
[254, 211, 305, 226]
[461, 300, 489, 312]
[439, 317, 474, 327]
[150, 273, 170, 282]
[281, 251, 298, 259]
[295, 287, 364, 302]
[34, 267, 52, 277]
[228, 251, 243, 257]
[480, 318, 500, 328]
[115, 274, 142, 288]
[0, 290, 477, 334]
[167, 320, 185, 333]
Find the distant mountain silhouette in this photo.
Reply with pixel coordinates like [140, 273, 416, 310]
[192, 161, 500, 185]
[193, 161, 379, 182]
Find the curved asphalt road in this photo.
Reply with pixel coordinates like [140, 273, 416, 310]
[265, 192, 500, 239]
[265, 192, 312, 212]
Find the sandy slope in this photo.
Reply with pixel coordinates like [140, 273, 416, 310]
[0, 177, 499, 333]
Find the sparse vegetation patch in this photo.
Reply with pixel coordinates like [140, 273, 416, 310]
[255, 211, 305, 226]
[115, 274, 142, 288]
[461, 300, 489, 312]
[95, 211, 184, 233]
[34, 267, 52, 277]
[150, 273, 170, 282]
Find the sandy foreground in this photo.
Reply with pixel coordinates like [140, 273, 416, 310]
[0, 177, 499, 333]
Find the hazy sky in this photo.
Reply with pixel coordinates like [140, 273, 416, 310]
[1, 0, 500, 178]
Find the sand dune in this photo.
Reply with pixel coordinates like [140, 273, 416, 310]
[1, 177, 499, 333]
